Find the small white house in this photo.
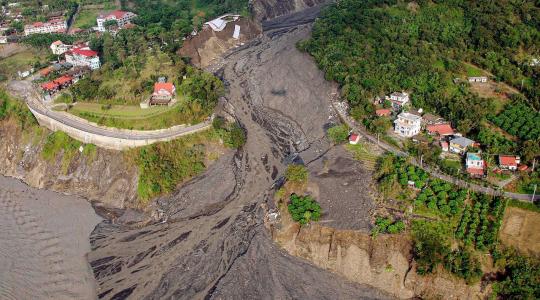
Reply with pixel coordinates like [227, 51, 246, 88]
[394, 112, 422, 137]
[386, 92, 409, 110]
[349, 133, 360, 145]
[468, 76, 488, 83]
[0, 36, 7, 44]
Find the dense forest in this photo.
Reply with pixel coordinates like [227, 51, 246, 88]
[301, 0, 540, 154]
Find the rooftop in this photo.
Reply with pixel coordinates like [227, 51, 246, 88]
[451, 136, 474, 147]
[69, 47, 98, 57]
[375, 108, 391, 116]
[397, 112, 422, 122]
[154, 82, 175, 95]
[426, 123, 454, 136]
[499, 155, 518, 166]
[467, 152, 482, 161]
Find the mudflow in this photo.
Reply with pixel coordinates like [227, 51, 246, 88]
[88, 9, 392, 300]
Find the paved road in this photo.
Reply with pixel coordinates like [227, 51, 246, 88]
[8, 80, 211, 141]
[330, 98, 539, 202]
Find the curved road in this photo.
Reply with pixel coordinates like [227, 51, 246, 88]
[330, 98, 539, 202]
[9, 80, 210, 141]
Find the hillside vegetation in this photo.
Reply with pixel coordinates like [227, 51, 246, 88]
[301, 0, 540, 145]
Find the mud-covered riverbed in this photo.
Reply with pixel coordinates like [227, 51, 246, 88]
[0, 175, 101, 300]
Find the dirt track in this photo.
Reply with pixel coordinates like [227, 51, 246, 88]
[86, 14, 390, 299]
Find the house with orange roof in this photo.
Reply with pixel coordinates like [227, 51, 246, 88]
[499, 155, 520, 171]
[375, 108, 391, 117]
[426, 123, 454, 137]
[150, 82, 176, 106]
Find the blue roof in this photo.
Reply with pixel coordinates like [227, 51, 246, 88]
[467, 153, 482, 161]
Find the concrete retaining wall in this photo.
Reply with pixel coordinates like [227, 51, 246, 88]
[29, 107, 211, 151]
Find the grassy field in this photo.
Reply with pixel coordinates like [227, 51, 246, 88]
[73, 9, 100, 29]
[345, 143, 379, 171]
[0, 48, 47, 80]
[65, 99, 209, 130]
[69, 102, 173, 119]
[73, 1, 119, 29]
[464, 63, 485, 77]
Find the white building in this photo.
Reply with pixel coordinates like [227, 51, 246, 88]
[204, 14, 240, 32]
[96, 10, 137, 32]
[394, 112, 422, 137]
[0, 36, 7, 44]
[65, 46, 100, 70]
[386, 91, 409, 110]
[24, 18, 67, 36]
[468, 76, 488, 83]
[50, 40, 71, 55]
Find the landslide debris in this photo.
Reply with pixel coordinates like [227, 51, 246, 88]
[87, 18, 391, 299]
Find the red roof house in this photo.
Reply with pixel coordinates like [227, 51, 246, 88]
[39, 66, 54, 76]
[499, 155, 520, 171]
[467, 167, 484, 176]
[53, 75, 73, 86]
[41, 81, 59, 91]
[426, 124, 454, 136]
[153, 82, 175, 95]
[70, 47, 98, 57]
[349, 133, 360, 145]
[375, 109, 391, 117]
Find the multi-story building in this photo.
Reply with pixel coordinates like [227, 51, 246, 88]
[386, 91, 410, 110]
[96, 10, 137, 32]
[24, 18, 67, 36]
[65, 46, 101, 70]
[394, 112, 422, 137]
[466, 152, 485, 177]
[50, 40, 71, 55]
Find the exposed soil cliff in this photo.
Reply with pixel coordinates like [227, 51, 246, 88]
[0, 119, 139, 208]
[250, 0, 331, 22]
[272, 200, 489, 299]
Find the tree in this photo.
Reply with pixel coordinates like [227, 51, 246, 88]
[285, 164, 308, 184]
[327, 124, 349, 144]
[288, 194, 322, 225]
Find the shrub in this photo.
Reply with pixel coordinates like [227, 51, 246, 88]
[327, 124, 349, 144]
[285, 164, 308, 184]
[287, 193, 321, 225]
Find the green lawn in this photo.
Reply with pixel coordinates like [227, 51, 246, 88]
[70, 102, 174, 119]
[73, 9, 100, 29]
[464, 63, 484, 77]
[66, 99, 209, 130]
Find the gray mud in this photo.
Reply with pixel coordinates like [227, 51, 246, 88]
[0, 175, 101, 300]
[87, 15, 391, 299]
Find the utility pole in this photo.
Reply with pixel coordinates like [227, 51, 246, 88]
[420, 154, 423, 167]
[532, 158, 536, 172]
[532, 184, 537, 202]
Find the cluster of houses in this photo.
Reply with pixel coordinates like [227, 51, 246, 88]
[368, 90, 528, 178]
[50, 40, 101, 70]
[39, 40, 100, 96]
[40, 67, 90, 95]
